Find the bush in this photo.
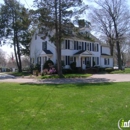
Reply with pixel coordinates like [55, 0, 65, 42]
[62, 69, 72, 74]
[105, 68, 114, 73]
[43, 60, 54, 69]
[34, 64, 41, 72]
[70, 62, 76, 70]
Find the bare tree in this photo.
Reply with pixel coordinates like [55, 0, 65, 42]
[89, 0, 130, 69]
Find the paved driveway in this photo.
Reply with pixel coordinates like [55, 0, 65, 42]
[0, 73, 130, 84]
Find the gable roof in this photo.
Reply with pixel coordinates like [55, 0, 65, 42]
[74, 50, 92, 55]
[101, 53, 111, 56]
[44, 50, 53, 54]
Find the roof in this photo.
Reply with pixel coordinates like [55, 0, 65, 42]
[44, 50, 53, 54]
[74, 50, 92, 55]
[101, 53, 111, 56]
[74, 50, 85, 55]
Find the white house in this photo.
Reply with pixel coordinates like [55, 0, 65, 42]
[30, 25, 113, 73]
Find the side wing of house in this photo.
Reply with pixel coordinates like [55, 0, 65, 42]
[30, 30, 57, 70]
[100, 45, 113, 68]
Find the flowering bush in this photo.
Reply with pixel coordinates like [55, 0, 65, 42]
[48, 68, 56, 74]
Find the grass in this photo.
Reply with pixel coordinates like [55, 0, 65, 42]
[0, 82, 130, 130]
[111, 68, 130, 74]
[41, 73, 92, 79]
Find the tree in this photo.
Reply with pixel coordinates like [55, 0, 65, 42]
[89, 0, 130, 69]
[0, 0, 31, 72]
[0, 49, 6, 67]
[34, 0, 86, 77]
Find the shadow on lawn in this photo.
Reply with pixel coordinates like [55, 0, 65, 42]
[21, 77, 114, 84]
[20, 77, 114, 88]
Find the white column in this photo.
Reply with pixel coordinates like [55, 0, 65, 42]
[79, 56, 81, 67]
[91, 57, 93, 67]
[41, 56, 43, 73]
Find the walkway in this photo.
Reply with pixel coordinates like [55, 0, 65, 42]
[0, 73, 130, 84]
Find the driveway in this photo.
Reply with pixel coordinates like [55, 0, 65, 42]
[0, 73, 130, 84]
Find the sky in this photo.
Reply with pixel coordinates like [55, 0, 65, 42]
[0, 0, 130, 56]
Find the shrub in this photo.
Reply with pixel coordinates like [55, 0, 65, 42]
[62, 69, 72, 74]
[34, 63, 41, 72]
[70, 62, 76, 70]
[105, 68, 114, 73]
[43, 59, 54, 69]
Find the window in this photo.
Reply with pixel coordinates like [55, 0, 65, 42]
[104, 58, 109, 65]
[42, 41, 47, 50]
[87, 43, 89, 50]
[65, 40, 70, 49]
[94, 44, 97, 51]
[70, 56, 73, 62]
[92, 43, 94, 51]
[65, 56, 70, 65]
[78, 42, 82, 50]
[74, 41, 77, 50]
[70, 40, 74, 49]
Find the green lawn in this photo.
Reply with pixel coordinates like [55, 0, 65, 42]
[41, 73, 92, 79]
[0, 82, 130, 130]
[111, 68, 130, 74]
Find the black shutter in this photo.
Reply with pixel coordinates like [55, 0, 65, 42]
[108, 58, 109, 65]
[82, 42, 84, 50]
[74, 41, 76, 49]
[77, 41, 78, 50]
[68, 40, 70, 49]
[65, 56, 67, 65]
[85, 42, 86, 50]
[68, 56, 70, 65]
[65, 40, 67, 49]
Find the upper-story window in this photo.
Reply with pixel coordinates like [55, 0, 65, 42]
[65, 40, 70, 49]
[86, 43, 89, 50]
[70, 40, 74, 49]
[78, 42, 82, 50]
[94, 44, 97, 51]
[42, 41, 47, 50]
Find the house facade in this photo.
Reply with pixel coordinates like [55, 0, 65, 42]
[30, 28, 113, 73]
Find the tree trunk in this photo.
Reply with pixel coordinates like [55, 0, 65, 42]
[116, 41, 122, 69]
[58, 0, 63, 78]
[54, 0, 63, 78]
[16, 33, 22, 72]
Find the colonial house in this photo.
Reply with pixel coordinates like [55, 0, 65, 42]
[30, 25, 113, 73]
